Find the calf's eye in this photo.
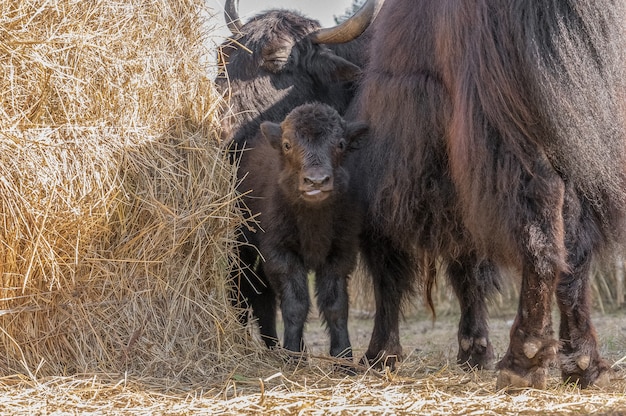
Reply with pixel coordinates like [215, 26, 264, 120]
[282, 141, 292, 152]
[338, 139, 347, 151]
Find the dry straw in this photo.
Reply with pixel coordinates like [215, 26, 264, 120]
[1, 0, 626, 413]
[0, 0, 254, 385]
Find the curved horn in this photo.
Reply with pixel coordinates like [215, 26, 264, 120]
[224, 0, 243, 35]
[309, 0, 385, 44]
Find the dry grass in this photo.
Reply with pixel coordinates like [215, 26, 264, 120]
[0, 0, 252, 384]
[1, 0, 625, 414]
[0, 314, 624, 414]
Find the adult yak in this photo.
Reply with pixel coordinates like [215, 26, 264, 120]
[216, 0, 381, 147]
[347, 0, 626, 389]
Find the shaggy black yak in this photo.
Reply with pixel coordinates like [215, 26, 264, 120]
[216, 0, 382, 147]
[231, 103, 367, 363]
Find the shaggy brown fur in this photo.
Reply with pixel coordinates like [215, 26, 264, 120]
[231, 103, 367, 364]
[348, 0, 626, 388]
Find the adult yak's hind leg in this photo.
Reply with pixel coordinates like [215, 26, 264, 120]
[359, 230, 416, 370]
[556, 258, 611, 387]
[447, 254, 499, 370]
[496, 263, 560, 389]
[496, 160, 565, 390]
[556, 192, 612, 388]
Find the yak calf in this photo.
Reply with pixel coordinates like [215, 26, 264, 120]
[231, 103, 367, 363]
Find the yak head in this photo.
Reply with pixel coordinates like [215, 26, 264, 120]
[260, 103, 367, 204]
[217, 0, 383, 146]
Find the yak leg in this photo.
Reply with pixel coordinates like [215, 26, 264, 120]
[496, 163, 565, 390]
[556, 258, 611, 387]
[248, 280, 279, 349]
[447, 255, 498, 370]
[265, 255, 310, 355]
[496, 263, 559, 389]
[244, 261, 279, 350]
[359, 232, 415, 370]
[556, 194, 611, 387]
[231, 243, 279, 348]
[315, 266, 352, 361]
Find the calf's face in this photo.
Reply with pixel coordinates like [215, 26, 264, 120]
[260, 104, 367, 204]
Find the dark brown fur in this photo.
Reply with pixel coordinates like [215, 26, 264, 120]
[231, 103, 367, 363]
[216, 10, 368, 148]
[348, 0, 626, 388]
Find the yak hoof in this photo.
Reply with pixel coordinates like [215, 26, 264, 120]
[561, 355, 613, 388]
[576, 355, 590, 371]
[593, 370, 612, 388]
[331, 353, 357, 375]
[496, 367, 548, 391]
[333, 361, 358, 376]
[460, 337, 473, 351]
[562, 367, 613, 388]
[458, 337, 494, 370]
[496, 337, 558, 391]
[523, 340, 542, 359]
[360, 351, 399, 371]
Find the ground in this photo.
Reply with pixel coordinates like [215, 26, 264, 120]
[1, 308, 624, 414]
[298, 308, 626, 378]
[216, 307, 626, 415]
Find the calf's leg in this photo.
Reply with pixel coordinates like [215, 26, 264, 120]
[245, 266, 279, 349]
[265, 256, 310, 354]
[230, 242, 278, 348]
[315, 266, 352, 361]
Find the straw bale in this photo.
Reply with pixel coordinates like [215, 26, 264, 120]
[0, 0, 251, 383]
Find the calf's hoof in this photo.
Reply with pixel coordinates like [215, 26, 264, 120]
[457, 336, 495, 370]
[333, 361, 358, 376]
[330, 349, 357, 375]
[360, 350, 400, 371]
[278, 348, 308, 366]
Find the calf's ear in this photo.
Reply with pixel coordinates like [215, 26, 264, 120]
[259, 121, 283, 149]
[345, 121, 369, 149]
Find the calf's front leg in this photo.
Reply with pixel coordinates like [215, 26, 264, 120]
[265, 254, 310, 354]
[315, 265, 352, 361]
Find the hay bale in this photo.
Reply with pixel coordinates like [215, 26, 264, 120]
[0, 0, 248, 383]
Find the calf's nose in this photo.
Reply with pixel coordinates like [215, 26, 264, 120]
[303, 174, 331, 187]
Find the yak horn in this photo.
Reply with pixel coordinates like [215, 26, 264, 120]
[224, 0, 243, 35]
[309, 0, 385, 44]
